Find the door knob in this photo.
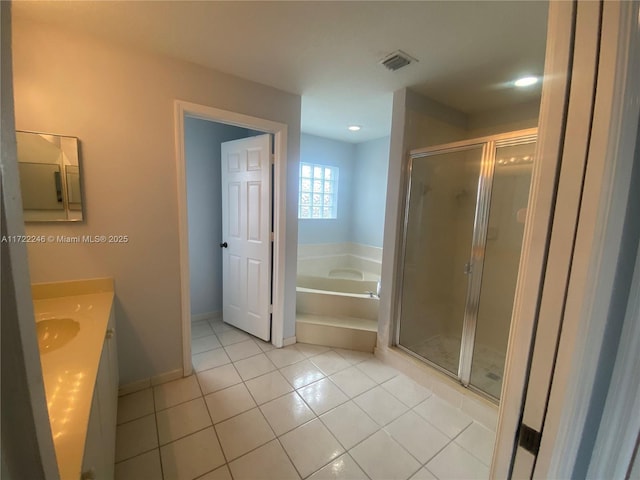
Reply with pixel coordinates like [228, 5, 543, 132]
[220, 242, 228, 248]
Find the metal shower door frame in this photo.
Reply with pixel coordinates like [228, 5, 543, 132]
[395, 128, 537, 400]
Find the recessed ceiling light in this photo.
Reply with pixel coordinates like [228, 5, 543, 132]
[514, 76, 539, 87]
[348, 125, 361, 131]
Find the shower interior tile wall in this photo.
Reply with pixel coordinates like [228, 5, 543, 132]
[115, 318, 496, 480]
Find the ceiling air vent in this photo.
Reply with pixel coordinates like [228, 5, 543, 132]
[380, 50, 417, 72]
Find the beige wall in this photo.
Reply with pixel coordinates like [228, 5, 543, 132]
[467, 101, 540, 138]
[12, 18, 301, 385]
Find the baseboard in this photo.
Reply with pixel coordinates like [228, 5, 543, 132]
[283, 335, 297, 346]
[118, 368, 185, 396]
[118, 378, 151, 396]
[192, 311, 222, 323]
[151, 368, 183, 386]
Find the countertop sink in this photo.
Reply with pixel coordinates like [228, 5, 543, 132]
[36, 318, 80, 353]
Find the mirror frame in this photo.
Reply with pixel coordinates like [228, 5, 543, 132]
[16, 130, 84, 222]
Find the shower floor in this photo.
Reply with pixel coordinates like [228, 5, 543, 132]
[407, 335, 505, 399]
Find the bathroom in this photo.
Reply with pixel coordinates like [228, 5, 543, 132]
[4, 1, 541, 477]
[4, 1, 640, 480]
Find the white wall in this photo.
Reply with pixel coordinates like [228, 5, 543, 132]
[185, 118, 253, 317]
[12, 18, 301, 385]
[352, 137, 391, 248]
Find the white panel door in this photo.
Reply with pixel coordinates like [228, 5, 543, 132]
[221, 134, 272, 341]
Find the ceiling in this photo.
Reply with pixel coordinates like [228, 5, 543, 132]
[12, 1, 548, 143]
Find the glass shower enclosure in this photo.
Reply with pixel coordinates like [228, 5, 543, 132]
[395, 129, 536, 401]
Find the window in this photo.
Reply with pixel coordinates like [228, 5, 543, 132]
[298, 162, 338, 219]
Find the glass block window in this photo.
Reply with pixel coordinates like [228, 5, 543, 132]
[298, 163, 338, 219]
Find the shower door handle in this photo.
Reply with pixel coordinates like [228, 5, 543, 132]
[463, 262, 473, 275]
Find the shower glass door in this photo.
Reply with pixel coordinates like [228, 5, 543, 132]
[470, 141, 535, 399]
[396, 129, 537, 402]
[397, 145, 485, 375]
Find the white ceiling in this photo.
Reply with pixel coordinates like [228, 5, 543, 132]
[12, 1, 548, 143]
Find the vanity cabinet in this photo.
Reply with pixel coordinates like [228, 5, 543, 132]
[81, 309, 118, 479]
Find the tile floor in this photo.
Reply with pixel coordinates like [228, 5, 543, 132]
[408, 335, 505, 399]
[115, 318, 495, 480]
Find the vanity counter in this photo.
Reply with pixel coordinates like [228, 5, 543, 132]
[32, 278, 115, 480]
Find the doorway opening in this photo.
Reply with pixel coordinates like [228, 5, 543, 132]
[174, 101, 288, 376]
[294, 133, 391, 352]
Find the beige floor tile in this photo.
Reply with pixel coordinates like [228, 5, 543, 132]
[384, 411, 450, 463]
[426, 442, 489, 480]
[350, 430, 421, 480]
[193, 348, 231, 372]
[160, 427, 225, 480]
[197, 364, 242, 395]
[254, 338, 277, 352]
[205, 383, 256, 424]
[115, 414, 158, 462]
[156, 397, 212, 445]
[297, 378, 348, 415]
[153, 375, 202, 411]
[224, 339, 262, 362]
[333, 348, 374, 365]
[115, 449, 162, 480]
[280, 419, 344, 478]
[260, 391, 315, 436]
[413, 396, 473, 439]
[454, 422, 496, 465]
[381, 374, 432, 408]
[319, 401, 379, 449]
[353, 386, 408, 426]
[307, 453, 368, 480]
[265, 346, 305, 368]
[228, 439, 300, 480]
[209, 319, 234, 333]
[233, 353, 276, 381]
[192, 321, 215, 339]
[309, 351, 351, 376]
[279, 359, 325, 389]
[215, 408, 275, 460]
[197, 464, 233, 480]
[294, 343, 331, 358]
[117, 388, 154, 424]
[192, 334, 222, 355]
[329, 366, 376, 398]
[245, 370, 294, 405]
[356, 359, 399, 384]
[410, 467, 439, 479]
[217, 329, 251, 346]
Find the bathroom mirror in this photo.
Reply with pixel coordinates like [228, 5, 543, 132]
[16, 131, 84, 221]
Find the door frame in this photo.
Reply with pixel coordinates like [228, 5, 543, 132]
[174, 100, 288, 376]
[494, 0, 640, 477]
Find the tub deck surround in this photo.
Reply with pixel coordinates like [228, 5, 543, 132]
[297, 244, 382, 279]
[32, 278, 115, 480]
[296, 243, 382, 351]
[296, 314, 377, 352]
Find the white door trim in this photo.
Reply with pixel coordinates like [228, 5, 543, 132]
[491, 1, 576, 476]
[174, 100, 288, 376]
[537, 1, 640, 476]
